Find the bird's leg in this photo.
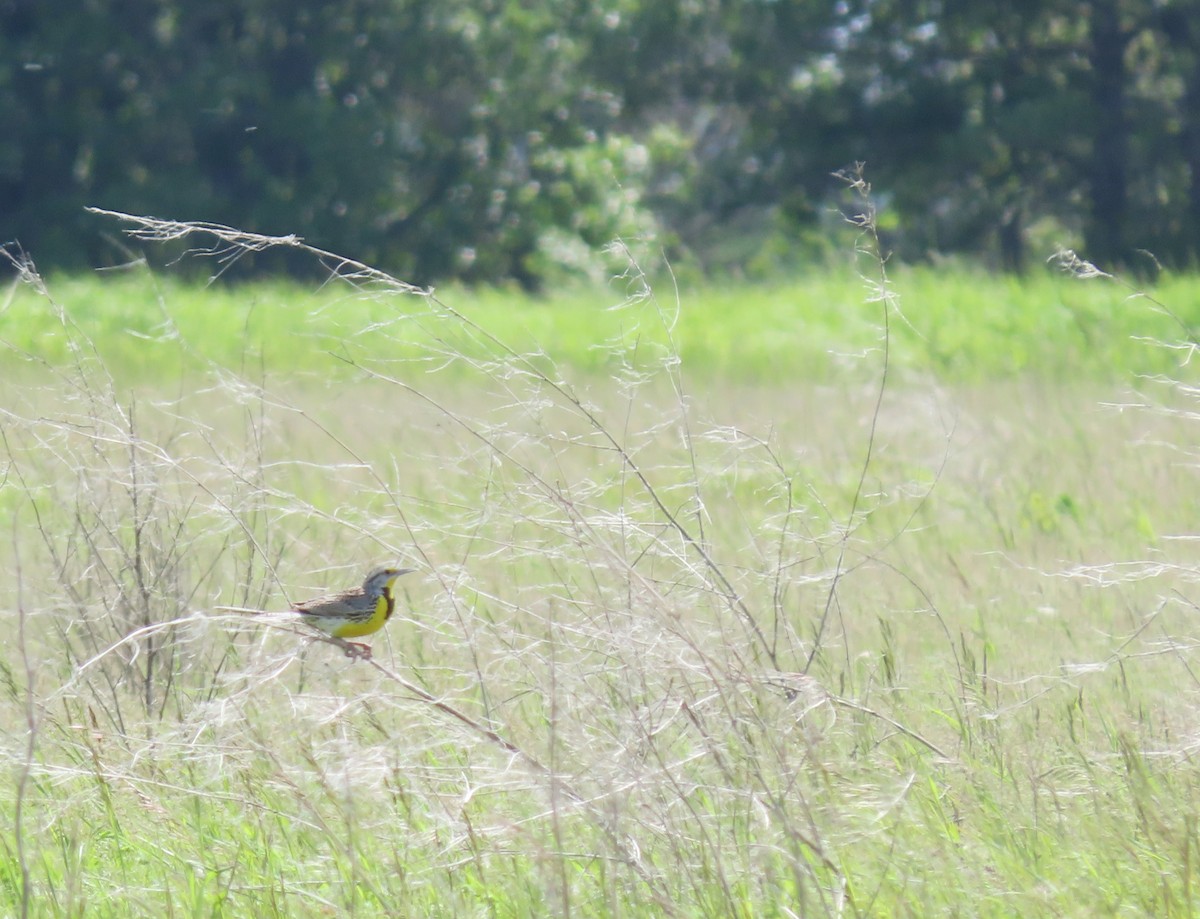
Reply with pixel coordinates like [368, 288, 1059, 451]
[340, 640, 373, 661]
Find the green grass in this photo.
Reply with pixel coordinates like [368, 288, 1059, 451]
[3, 252, 1200, 916]
[5, 262, 1198, 384]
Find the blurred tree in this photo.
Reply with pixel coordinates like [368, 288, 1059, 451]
[721, 0, 1188, 271]
[0, 0, 1196, 281]
[0, 0, 657, 285]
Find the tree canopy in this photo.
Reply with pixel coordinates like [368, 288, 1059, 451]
[1, 0, 1195, 284]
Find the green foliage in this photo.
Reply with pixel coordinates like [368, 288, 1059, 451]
[7, 266, 1200, 386]
[5, 1, 1200, 285]
[0, 1, 664, 287]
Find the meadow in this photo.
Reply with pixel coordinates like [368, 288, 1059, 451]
[3, 228, 1200, 917]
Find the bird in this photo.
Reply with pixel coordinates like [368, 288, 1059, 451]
[219, 565, 416, 660]
[289, 565, 415, 659]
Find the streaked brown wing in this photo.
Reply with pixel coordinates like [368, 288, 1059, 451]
[292, 588, 369, 620]
[302, 606, 378, 625]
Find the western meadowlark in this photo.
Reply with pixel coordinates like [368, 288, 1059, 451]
[221, 565, 415, 660]
[289, 565, 415, 659]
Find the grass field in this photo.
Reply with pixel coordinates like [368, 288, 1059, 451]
[3, 231, 1200, 916]
[5, 248, 1199, 383]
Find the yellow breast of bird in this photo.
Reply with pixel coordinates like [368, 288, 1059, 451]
[330, 593, 392, 639]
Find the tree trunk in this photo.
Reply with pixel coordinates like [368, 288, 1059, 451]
[998, 204, 1025, 273]
[1085, 0, 1129, 267]
[1180, 39, 1200, 255]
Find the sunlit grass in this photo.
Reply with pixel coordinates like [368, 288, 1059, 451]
[3, 242, 1200, 915]
[6, 263, 1198, 385]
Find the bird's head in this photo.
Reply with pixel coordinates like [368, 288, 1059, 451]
[363, 565, 415, 594]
